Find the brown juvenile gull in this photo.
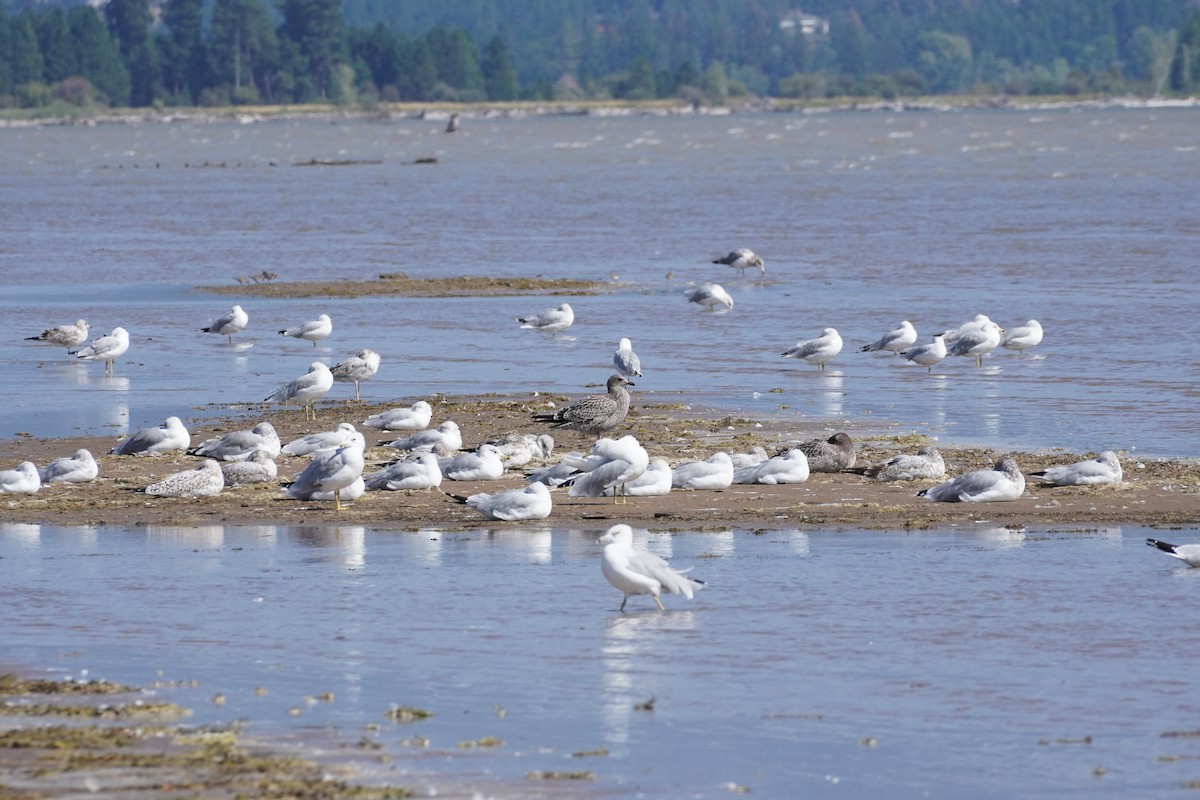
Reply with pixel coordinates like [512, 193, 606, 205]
[26, 319, 89, 359]
[221, 450, 278, 486]
[533, 374, 633, 435]
[797, 432, 856, 472]
[145, 459, 225, 498]
[858, 446, 946, 482]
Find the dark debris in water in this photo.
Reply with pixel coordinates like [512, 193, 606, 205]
[200, 274, 611, 299]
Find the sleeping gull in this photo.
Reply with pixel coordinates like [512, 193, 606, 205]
[525, 458, 585, 488]
[438, 444, 505, 481]
[200, 305, 248, 343]
[533, 375, 633, 435]
[281, 423, 365, 456]
[38, 449, 99, 484]
[1031, 451, 1122, 486]
[1001, 319, 1044, 353]
[73, 326, 129, 376]
[192, 422, 281, 461]
[713, 248, 764, 276]
[110, 416, 190, 456]
[331, 349, 381, 401]
[685, 282, 734, 311]
[145, 459, 225, 498]
[613, 337, 643, 378]
[859, 446, 945, 482]
[26, 319, 89, 359]
[782, 327, 843, 371]
[0, 462, 41, 494]
[919, 456, 1025, 502]
[563, 435, 649, 503]
[861, 320, 917, 355]
[797, 432, 856, 472]
[1146, 539, 1200, 568]
[283, 441, 365, 510]
[598, 524, 705, 611]
[387, 420, 462, 453]
[488, 433, 555, 468]
[220, 450, 278, 486]
[730, 446, 769, 469]
[948, 319, 1004, 366]
[451, 481, 553, 521]
[365, 452, 442, 491]
[363, 401, 433, 431]
[264, 361, 333, 420]
[671, 452, 734, 490]
[943, 314, 994, 343]
[732, 449, 809, 484]
[603, 458, 672, 497]
[516, 303, 574, 333]
[901, 334, 947, 373]
[279, 313, 332, 347]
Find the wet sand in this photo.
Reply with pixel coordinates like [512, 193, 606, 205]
[2, 394, 1197, 531]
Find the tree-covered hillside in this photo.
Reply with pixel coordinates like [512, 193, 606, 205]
[1, 0, 1198, 111]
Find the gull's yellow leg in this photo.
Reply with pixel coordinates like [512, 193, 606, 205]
[653, 594, 665, 611]
[334, 488, 343, 511]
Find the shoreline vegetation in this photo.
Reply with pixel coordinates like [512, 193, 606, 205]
[0, 94, 1196, 128]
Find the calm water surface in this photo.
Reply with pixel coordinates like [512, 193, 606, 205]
[2, 108, 1198, 456]
[4, 523, 1200, 798]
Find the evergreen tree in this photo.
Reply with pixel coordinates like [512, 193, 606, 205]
[37, 8, 77, 85]
[10, 12, 44, 87]
[210, 0, 279, 101]
[0, 9, 12, 96]
[482, 34, 518, 100]
[279, 0, 347, 100]
[426, 28, 484, 98]
[69, 5, 130, 106]
[103, 0, 158, 105]
[160, 0, 207, 103]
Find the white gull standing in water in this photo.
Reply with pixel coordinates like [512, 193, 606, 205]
[1031, 451, 1122, 486]
[200, 305, 248, 343]
[145, 459, 225, 498]
[73, 326, 129, 376]
[110, 416, 190, 456]
[264, 361, 333, 420]
[26, 319, 89, 359]
[1145, 539, 1200, 568]
[38, 449, 99, 484]
[901, 334, 947, 373]
[331, 349, 381, 400]
[713, 248, 765, 276]
[685, 282, 734, 311]
[363, 401, 433, 431]
[860, 320, 917, 355]
[782, 328, 843, 371]
[613, 337, 643, 378]
[532, 375, 633, 435]
[948, 318, 1004, 366]
[598, 524, 705, 611]
[279, 313, 332, 347]
[919, 456, 1025, 502]
[516, 303, 574, 333]
[1001, 319, 1044, 353]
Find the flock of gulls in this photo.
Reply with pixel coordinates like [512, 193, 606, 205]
[11, 250, 1158, 610]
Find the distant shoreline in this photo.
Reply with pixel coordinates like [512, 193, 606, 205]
[1, 94, 1195, 129]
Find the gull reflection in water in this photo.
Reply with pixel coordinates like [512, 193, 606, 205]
[816, 372, 844, 417]
[486, 527, 553, 564]
[290, 526, 366, 569]
[0, 523, 42, 547]
[601, 610, 698, 746]
[146, 525, 225, 548]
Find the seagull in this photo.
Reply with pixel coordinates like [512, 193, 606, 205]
[264, 361, 333, 420]
[598, 524, 705, 611]
[450, 481, 553, 521]
[192, 422, 281, 461]
[919, 456, 1025, 502]
[26, 319, 89, 359]
[438, 443, 505, 481]
[38, 449, 99, 484]
[1032, 451, 1122, 486]
[900, 334, 947, 373]
[671, 452, 734, 490]
[1001, 319, 1044, 353]
[362, 401, 434, 431]
[365, 452, 443, 491]
[603, 458, 673, 497]
[220, 450, 278, 486]
[110, 416, 191, 456]
[281, 422, 365, 456]
[533, 375, 633, 435]
[516, 303, 574, 333]
[488, 433, 555, 468]
[861, 320, 917, 355]
[200, 305, 248, 343]
[73, 326, 129, 376]
[858, 446, 945, 482]
[797, 432, 856, 472]
[782, 327, 843, 370]
[732, 449, 809, 484]
[330, 349, 381, 401]
[524, 459, 586, 488]
[730, 446, 770, 469]
[283, 441, 365, 510]
[0, 462, 41, 494]
[145, 459, 225, 498]
[948, 319, 1004, 366]
[1146, 539, 1200, 568]
[279, 313, 332, 347]
[685, 282, 733, 311]
[387, 420, 462, 453]
[563, 435, 649, 503]
[613, 337, 643, 378]
[943, 314, 995, 344]
[713, 248, 764, 277]
[310, 475, 365, 503]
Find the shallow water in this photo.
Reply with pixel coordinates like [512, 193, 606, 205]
[3, 108, 1199, 457]
[4, 522, 1200, 798]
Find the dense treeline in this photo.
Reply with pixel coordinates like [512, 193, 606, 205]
[1, 0, 1199, 112]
